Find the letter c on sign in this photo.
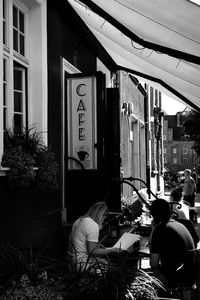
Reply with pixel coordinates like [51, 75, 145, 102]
[76, 84, 86, 96]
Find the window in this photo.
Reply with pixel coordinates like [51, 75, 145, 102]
[183, 158, 188, 164]
[1, 0, 47, 169]
[163, 135, 166, 140]
[172, 148, 177, 154]
[164, 157, 167, 163]
[13, 5, 25, 56]
[2, 2, 28, 138]
[163, 148, 166, 153]
[13, 65, 26, 132]
[3, 59, 7, 131]
[173, 157, 177, 164]
[182, 148, 188, 154]
[3, 0, 7, 45]
[198, 158, 200, 166]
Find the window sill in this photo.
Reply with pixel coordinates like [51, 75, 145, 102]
[0, 167, 38, 177]
[0, 167, 10, 176]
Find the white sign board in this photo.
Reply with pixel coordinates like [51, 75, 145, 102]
[67, 75, 97, 169]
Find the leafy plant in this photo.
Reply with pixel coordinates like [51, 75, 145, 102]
[0, 243, 163, 300]
[64, 240, 163, 300]
[2, 128, 59, 191]
[0, 245, 64, 299]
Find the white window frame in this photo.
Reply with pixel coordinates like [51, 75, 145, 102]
[13, 65, 26, 132]
[3, 58, 7, 130]
[3, 0, 8, 46]
[12, 4, 25, 56]
[1, 0, 47, 170]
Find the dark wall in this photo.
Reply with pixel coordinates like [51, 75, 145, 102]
[47, 0, 97, 161]
[47, 1, 110, 223]
[0, 176, 62, 256]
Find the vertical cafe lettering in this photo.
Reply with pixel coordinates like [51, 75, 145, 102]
[76, 83, 87, 141]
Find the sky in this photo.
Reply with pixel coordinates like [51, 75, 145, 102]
[162, 94, 187, 115]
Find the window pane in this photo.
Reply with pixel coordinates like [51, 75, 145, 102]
[14, 92, 23, 112]
[13, 29, 18, 51]
[3, 84, 6, 106]
[19, 12, 24, 33]
[3, 59, 6, 82]
[13, 6, 18, 28]
[3, 21, 6, 45]
[3, 108, 7, 130]
[20, 34, 24, 55]
[3, 0, 5, 18]
[14, 114, 22, 133]
[14, 69, 22, 90]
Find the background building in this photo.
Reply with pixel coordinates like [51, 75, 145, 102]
[163, 111, 200, 177]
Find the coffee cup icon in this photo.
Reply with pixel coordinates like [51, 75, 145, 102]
[77, 150, 89, 161]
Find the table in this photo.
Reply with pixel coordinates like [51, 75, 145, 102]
[101, 222, 151, 270]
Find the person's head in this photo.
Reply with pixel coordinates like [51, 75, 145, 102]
[184, 169, 191, 178]
[84, 201, 109, 228]
[170, 186, 183, 202]
[150, 199, 171, 224]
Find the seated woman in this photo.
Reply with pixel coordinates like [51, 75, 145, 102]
[169, 186, 190, 220]
[68, 201, 121, 272]
[149, 199, 196, 289]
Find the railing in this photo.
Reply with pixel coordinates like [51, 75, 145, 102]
[120, 177, 161, 209]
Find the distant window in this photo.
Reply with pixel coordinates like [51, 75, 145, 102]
[163, 135, 166, 140]
[173, 157, 177, 164]
[164, 157, 167, 163]
[173, 148, 177, 154]
[183, 158, 188, 164]
[163, 148, 166, 153]
[198, 158, 200, 165]
[182, 148, 188, 154]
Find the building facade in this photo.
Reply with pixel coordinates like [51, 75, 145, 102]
[0, 0, 154, 249]
[163, 112, 200, 175]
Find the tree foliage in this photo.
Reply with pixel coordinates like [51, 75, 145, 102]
[183, 110, 200, 155]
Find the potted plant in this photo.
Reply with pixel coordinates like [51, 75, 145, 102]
[1, 128, 59, 191]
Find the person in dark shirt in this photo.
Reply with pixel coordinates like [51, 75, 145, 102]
[149, 199, 196, 288]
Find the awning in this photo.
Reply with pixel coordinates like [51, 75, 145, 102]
[67, 0, 200, 111]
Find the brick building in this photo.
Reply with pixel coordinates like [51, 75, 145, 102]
[163, 111, 200, 176]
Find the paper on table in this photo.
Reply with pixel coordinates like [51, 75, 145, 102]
[113, 232, 140, 250]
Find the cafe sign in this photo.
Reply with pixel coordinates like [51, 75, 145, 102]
[67, 75, 97, 169]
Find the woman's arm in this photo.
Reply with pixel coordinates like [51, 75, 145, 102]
[87, 241, 121, 256]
